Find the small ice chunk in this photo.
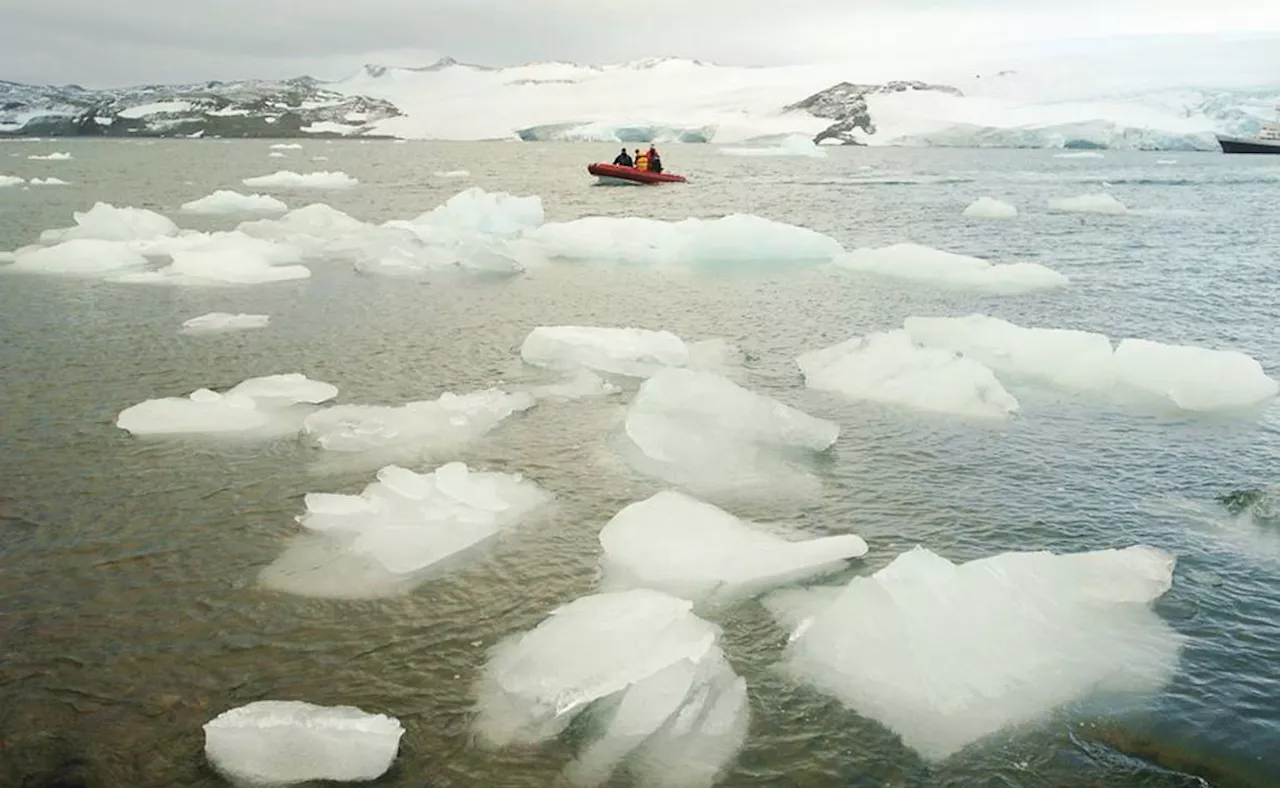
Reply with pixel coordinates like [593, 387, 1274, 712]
[781, 544, 1183, 761]
[0, 175, 22, 188]
[599, 490, 868, 606]
[434, 169, 470, 178]
[474, 589, 748, 786]
[39, 202, 179, 243]
[521, 326, 690, 378]
[962, 197, 1018, 219]
[203, 700, 402, 787]
[242, 170, 358, 189]
[797, 330, 1019, 419]
[116, 373, 337, 437]
[27, 152, 72, 161]
[1112, 338, 1278, 411]
[181, 190, 289, 215]
[302, 387, 535, 456]
[181, 312, 271, 333]
[28, 177, 69, 186]
[269, 151, 287, 158]
[1049, 193, 1128, 214]
[835, 243, 1066, 294]
[7, 239, 149, 276]
[270, 143, 304, 150]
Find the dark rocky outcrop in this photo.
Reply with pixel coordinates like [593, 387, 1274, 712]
[784, 80, 962, 146]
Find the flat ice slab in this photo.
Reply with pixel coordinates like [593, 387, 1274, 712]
[39, 202, 178, 244]
[116, 373, 337, 437]
[242, 170, 358, 189]
[475, 589, 749, 787]
[835, 243, 1067, 294]
[777, 544, 1182, 761]
[203, 700, 403, 787]
[181, 312, 271, 333]
[521, 326, 690, 378]
[181, 190, 289, 215]
[599, 490, 867, 607]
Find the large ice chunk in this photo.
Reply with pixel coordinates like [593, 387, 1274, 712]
[599, 491, 867, 606]
[528, 214, 844, 269]
[27, 152, 72, 161]
[181, 190, 289, 215]
[798, 330, 1019, 419]
[302, 388, 535, 459]
[835, 243, 1067, 294]
[242, 170, 358, 189]
[260, 462, 551, 598]
[1048, 193, 1129, 214]
[113, 231, 310, 286]
[962, 197, 1018, 219]
[406, 187, 544, 238]
[620, 368, 838, 499]
[0, 175, 22, 188]
[474, 589, 748, 787]
[721, 134, 826, 158]
[1112, 338, 1279, 411]
[779, 545, 1183, 761]
[7, 239, 150, 276]
[116, 373, 337, 437]
[203, 700, 402, 787]
[521, 326, 690, 378]
[181, 312, 271, 333]
[39, 202, 179, 244]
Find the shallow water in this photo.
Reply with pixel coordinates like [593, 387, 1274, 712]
[2, 138, 1279, 787]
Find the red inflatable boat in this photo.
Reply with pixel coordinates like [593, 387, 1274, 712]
[587, 162, 687, 185]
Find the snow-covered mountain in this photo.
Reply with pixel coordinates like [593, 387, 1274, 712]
[3, 36, 1279, 150]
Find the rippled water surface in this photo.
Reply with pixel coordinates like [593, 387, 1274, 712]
[2, 139, 1279, 787]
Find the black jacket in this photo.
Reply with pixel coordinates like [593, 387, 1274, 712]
[613, 152, 634, 166]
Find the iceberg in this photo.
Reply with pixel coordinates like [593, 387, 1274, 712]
[962, 197, 1018, 219]
[797, 330, 1019, 420]
[720, 134, 826, 158]
[474, 589, 748, 787]
[301, 387, 535, 458]
[203, 700, 402, 787]
[39, 202, 179, 244]
[181, 312, 271, 333]
[400, 186, 543, 238]
[528, 214, 844, 269]
[778, 545, 1183, 761]
[599, 490, 867, 607]
[27, 152, 72, 160]
[260, 462, 551, 598]
[834, 243, 1067, 294]
[521, 326, 690, 378]
[181, 190, 289, 215]
[619, 368, 838, 499]
[904, 314, 1278, 411]
[1048, 193, 1129, 215]
[242, 170, 358, 189]
[116, 373, 337, 437]
[115, 232, 310, 286]
[7, 239, 149, 277]
[515, 121, 715, 144]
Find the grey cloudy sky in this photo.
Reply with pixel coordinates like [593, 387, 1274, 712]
[2, 0, 1278, 87]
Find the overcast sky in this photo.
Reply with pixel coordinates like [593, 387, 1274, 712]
[2, 0, 1279, 87]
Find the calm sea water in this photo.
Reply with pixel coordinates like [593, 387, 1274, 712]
[1, 139, 1279, 787]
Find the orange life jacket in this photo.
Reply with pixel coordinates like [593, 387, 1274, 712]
[635, 154, 649, 171]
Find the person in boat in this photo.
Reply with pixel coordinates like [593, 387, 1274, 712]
[613, 147, 633, 167]
[646, 145, 663, 173]
[635, 149, 649, 171]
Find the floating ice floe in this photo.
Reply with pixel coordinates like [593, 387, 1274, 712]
[720, 134, 826, 158]
[27, 152, 72, 161]
[181, 190, 289, 215]
[962, 197, 1018, 219]
[6, 239, 150, 276]
[204, 700, 403, 787]
[903, 314, 1279, 412]
[302, 387, 535, 461]
[0, 175, 24, 188]
[619, 368, 838, 499]
[434, 169, 470, 178]
[28, 177, 68, 186]
[39, 202, 179, 243]
[797, 330, 1019, 419]
[529, 214, 844, 269]
[521, 326, 691, 378]
[270, 143, 304, 150]
[834, 243, 1067, 294]
[116, 232, 310, 286]
[181, 312, 271, 333]
[116, 373, 337, 437]
[260, 462, 551, 598]
[242, 170, 358, 189]
[269, 152, 287, 158]
[475, 589, 749, 788]
[599, 491, 867, 607]
[774, 544, 1182, 761]
[1048, 192, 1128, 214]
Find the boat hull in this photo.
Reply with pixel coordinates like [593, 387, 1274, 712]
[587, 163, 687, 184]
[1217, 135, 1280, 154]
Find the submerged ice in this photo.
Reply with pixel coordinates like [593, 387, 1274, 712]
[599, 491, 867, 607]
[1049, 192, 1129, 214]
[962, 197, 1018, 219]
[777, 545, 1183, 761]
[181, 312, 271, 333]
[835, 243, 1067, 294]
[474, 589, 749, 787]
[521, 326, 694, 378]
[203, 700, 403, 787]
[116, 373, 338, 437]
[260, 462, 551, 599]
